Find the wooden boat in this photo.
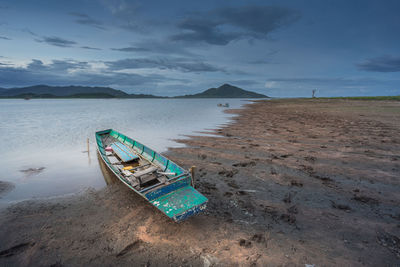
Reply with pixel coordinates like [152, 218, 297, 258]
[95, 129, 208, 222]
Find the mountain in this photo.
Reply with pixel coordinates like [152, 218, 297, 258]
[0, 85, 162, 98]
[0, 83, 268, 98]
[176, 84, 268, 98]
[0, 85, 129, 97]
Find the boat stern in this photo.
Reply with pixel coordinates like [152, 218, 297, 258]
[150, 185, 208, 222]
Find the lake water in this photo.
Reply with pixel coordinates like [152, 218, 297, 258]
[0, 99, 247, 205]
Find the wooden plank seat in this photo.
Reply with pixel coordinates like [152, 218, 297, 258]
[133, 166, 157, 178]
[110, 142, 139, 163]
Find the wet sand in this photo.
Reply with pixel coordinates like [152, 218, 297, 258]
[1, 98, 400, 266]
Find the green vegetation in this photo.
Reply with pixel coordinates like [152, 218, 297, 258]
[319, 96, 400, 101]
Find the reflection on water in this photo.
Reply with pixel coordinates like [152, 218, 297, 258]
[97, 152, 119, 185]
[0, 98, 246, 204]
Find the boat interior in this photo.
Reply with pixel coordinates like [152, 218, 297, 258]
[99, 134, 183, 193]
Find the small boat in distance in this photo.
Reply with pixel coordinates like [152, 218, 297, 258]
[95, 129, 208, 222]
[217, 103, 229, 107]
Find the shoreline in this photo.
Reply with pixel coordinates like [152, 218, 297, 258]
[1, 98, 400, 266]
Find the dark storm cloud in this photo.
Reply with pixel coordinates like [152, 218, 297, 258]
[357, 55, 400, 72]
[111, 46, 149, 52]
[81, 46, 102, 50]
[111, 39, 195, 56]
[171, 6, 300, 45]
[36, 36, 77, 47]
[110, 43, 193, 57]
[247, 60, 275, 64]
[105, 58, 224, 72]
[69, 12, 106, 30]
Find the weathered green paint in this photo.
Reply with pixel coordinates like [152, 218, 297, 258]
[150, 186, 208, 219]
[95, 129, 208, 222]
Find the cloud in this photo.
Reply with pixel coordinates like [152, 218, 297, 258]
[248, 60, 275, 65]
[227, 80, 259, 86]
[110, 39, 195, 56]
[171, 6, 300, 45]
[265, 81, 277, 88]
[0, 59, 169, 89]
[105, 57, 224, 72]
[357, 55, 400, 72]
[171, 18, 238, 45]
[26, 30, 97, 50]
[111, 46, 149, 52]
[0, 35, 11, 40]
[25, 59, 90, 73]
[69, 12, 106, 30]
[36, 36, 77, 47]
[81, 46, 102, 50]
[102, 0, 144, 32]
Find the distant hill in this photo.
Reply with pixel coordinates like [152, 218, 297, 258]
[176, 84, 268, 98]
[0, 83, 268, 98]
[0, 85, 162, 98]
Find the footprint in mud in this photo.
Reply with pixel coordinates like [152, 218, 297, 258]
[304, 156, 316, 163]
[232, 161, 256, 167]
[198, 154, 207, 160]
[313, 174, 333, 182]
[224, 192, 233, 197]
[280, 213, 296, 225]
[283, 193, 294, 204]
[238, 239, 252, 248]
[290, 180, 303, 187]
[251, 234, 266, 244]
[287, 205, 298, 214]
[262, 205, 279, 221]
[299, 165, 314, 174]
[116, 240, 144, 257]
[330, 201, 352, 211]
[218, 169, 238, 177]
[201, 182, 217, 191]
[227, 181, 239, 189]
[352, 195, 379, 205]
[0, 242, 35, 258]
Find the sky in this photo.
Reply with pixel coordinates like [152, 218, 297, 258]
[0, 0, 399, 97]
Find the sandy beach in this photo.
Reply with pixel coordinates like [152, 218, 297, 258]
[1, 98, 399, 266]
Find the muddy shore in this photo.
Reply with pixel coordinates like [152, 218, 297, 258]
[1, 99, 400, 266]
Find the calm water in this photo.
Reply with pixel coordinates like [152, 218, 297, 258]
[0, 99, 247, 204]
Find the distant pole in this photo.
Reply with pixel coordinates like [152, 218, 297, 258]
[190, 166, 196, 187]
